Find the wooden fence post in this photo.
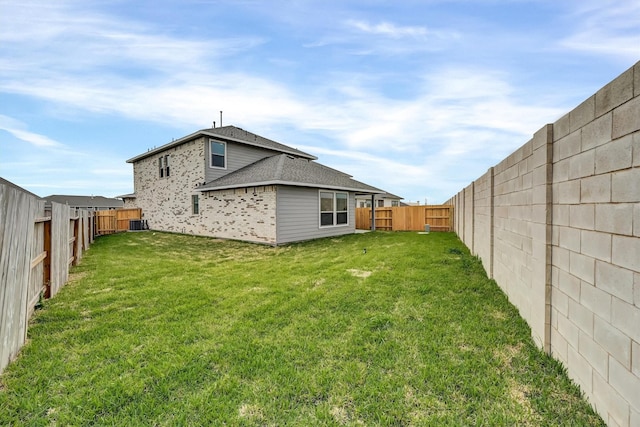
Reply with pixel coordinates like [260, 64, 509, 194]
[43, 219, 52, 298]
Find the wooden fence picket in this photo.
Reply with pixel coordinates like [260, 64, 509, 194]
[356, 205, 453, 232]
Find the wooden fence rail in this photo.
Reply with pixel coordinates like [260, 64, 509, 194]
[356, 205, 453, 232]
[0, 180, 143, 375]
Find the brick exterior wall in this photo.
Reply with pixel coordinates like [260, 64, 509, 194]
[129, 136, 278, 244]
[199, 186, 277, 244]
[122, 198, 136, 209]
[132, 137, 205, 232]
[447, 61, 640, 426]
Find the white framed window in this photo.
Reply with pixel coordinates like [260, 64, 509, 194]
[210, 139, 226, 169]
[319, 191, 349, 227]
[158, 155, 170, 178]
[192, 194, 199, 214]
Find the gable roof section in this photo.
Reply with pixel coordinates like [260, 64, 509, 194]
[126, 126, 316, 163]
[197, 154, 384, 194]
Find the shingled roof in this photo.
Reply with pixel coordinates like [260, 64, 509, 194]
[197, 154, 384, 194]
[127, 126, 316, 163]
[42, 195, 124, 209]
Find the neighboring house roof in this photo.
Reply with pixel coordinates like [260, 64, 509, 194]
[43, 195, 124, 209]
[381, 192, 403, 200]
[126, 126, 316, 163]
[198, 154, 384, 194]
[356, 191, 403, 200]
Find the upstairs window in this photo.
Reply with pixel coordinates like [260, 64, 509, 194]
[158, 155, 170, 178]
[320, 191, 349, 227]
[210, 139, 226, 169]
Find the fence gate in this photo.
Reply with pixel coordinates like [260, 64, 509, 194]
[94, 208, 142, 235]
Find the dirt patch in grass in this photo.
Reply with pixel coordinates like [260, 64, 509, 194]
[330, 402, 364, 426]
[312, 278, 326, 288]
[508, 378, 542, 425]
[238, 403, 264, 420]
[67, 270, 89, 284]
[494, 343, 522, 368]
[490, 310, 507, 320]
[509, 378, 532, 409]
[346, 269, 372, 278]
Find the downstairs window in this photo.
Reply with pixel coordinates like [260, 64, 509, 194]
[320, 191, 348, 227]
[192, 194, 199, 214]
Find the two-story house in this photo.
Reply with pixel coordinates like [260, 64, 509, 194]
[123, 126, 385, 245]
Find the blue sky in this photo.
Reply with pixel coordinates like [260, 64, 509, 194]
[1, 1, 638, 203]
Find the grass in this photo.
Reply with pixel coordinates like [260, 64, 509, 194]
[0, 231, 603, 426]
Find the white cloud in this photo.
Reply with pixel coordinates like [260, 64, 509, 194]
[0, 0, 264, 92]
[303, 17, 459, 55]
[0, 115, 64, 148]
[346, 20, 428, 38]
[559, 1, 640, 61]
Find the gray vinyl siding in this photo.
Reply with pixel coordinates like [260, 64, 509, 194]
[276, 186, 355, 245]
[204, 138, 280, 183]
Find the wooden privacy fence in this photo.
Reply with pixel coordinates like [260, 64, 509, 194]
[0, 180, 97, 375]
[356, 205, 453, 232]
[95, 208, 142, 235]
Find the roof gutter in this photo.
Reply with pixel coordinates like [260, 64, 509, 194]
[197, 180, 384, 194]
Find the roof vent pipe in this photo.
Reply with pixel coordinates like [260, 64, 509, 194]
[212, 121, 216, 128]
[220, 110, 223, 127]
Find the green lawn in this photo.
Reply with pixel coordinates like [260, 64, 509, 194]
[0, 231, 603, 426]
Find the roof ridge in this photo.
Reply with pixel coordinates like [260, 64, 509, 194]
[274, 154, 287, 180]
[127, 126, 317, 163]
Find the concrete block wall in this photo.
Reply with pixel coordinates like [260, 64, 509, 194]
[489, 125, 553, 351]
[446, 61, 639, 426]
[473, 168, 494, 278]
[549, 63, 640, 426]
[463, 182, 474, 249]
